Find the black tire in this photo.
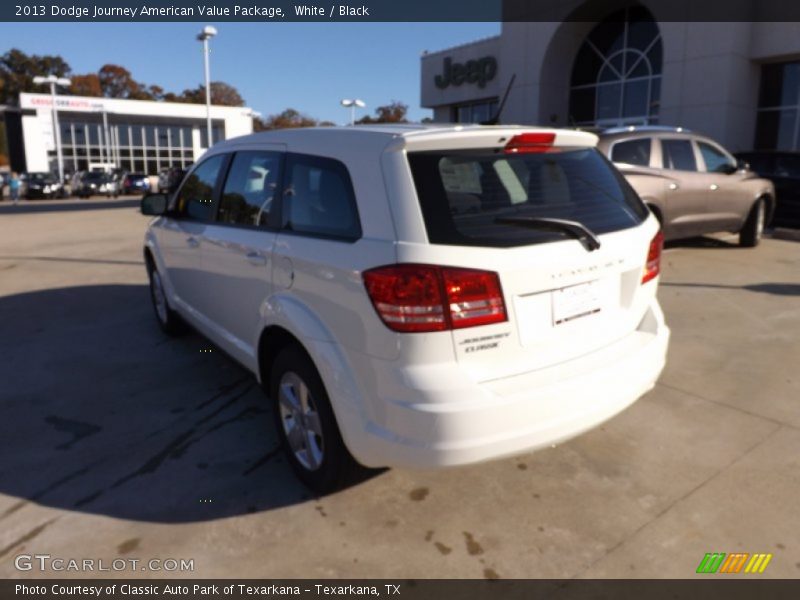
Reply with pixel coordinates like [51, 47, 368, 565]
[740, 198, 765, 248]
[145, 258, 184, 336]
[269, 345, 361, 493]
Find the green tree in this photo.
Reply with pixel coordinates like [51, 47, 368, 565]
[0, 48, 72, 105]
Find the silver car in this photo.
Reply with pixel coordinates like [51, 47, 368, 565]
[597, 126, 775, 246]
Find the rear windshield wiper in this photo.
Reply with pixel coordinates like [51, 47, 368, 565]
[494, 216, 602, 252]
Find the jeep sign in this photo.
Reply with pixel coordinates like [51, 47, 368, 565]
[434, 56, 498, 89]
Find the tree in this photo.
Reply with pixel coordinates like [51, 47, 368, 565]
[69, 74, 102, 97]
[357, 101, 409, 124]
[177, 81, 245, 106]
[255, 108, 319, 130]
[0, 48, 72, 105]
[98, 64, 151, 100]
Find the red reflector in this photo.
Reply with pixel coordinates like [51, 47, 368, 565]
[363, 265, 507, 333]
[504, 132, 556, 154]
[642, 230, 664, 284]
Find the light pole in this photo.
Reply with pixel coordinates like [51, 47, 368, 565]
[196, 25, 217, 148]
[33, 75, 71, 183]
[340, 98, 365, 126]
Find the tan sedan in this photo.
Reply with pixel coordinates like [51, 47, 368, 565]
[597, 127, 775, 246]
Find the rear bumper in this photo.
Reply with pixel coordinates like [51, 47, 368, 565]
[341, 300, 669, 469]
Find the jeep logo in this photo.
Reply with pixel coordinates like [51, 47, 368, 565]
[435, 56, 498, 90]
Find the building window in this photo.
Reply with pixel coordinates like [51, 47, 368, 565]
[568, 6, 662, 127]
[755, 61, 800, 150]
[451, 99, 498, 124]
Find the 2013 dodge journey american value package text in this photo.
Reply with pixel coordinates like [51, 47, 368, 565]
[140, 124, 670, 491]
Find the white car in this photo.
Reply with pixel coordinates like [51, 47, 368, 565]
[140, 125, 670, 491]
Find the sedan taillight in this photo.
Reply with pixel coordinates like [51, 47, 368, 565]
[363, 264, 507, 333]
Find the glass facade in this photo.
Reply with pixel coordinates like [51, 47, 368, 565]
[47, 114, 225, 175]
[451, 99, 499, 124]
[755, 61, 800, 150]
[568, 7, 662, 127]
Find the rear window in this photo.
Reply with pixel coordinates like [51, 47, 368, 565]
[407, 147, 648, 248]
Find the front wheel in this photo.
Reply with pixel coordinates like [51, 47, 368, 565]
[146, 259, 184, 335]
[740, 198, 765, 248]
[269, 345, 361, 493]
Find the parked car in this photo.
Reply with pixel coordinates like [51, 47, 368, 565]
[122, 172, 151, 195]
[24, 172, 66, 199]
[597, 126, 775, 246]
[74, 171, 119, 198]
[140, 125, 670, 491]
[157, 166, 188, 194]
[735, 151, 800, 229]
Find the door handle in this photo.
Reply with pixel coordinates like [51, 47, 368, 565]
[246, 252, 267, 266]
[186, 236, 200, 248]
[709, 184, 719, 191]
[668, 183, 679, 190]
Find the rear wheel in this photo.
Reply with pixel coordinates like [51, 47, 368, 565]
[146, 258, 184, 335]
[269, 345, 361, 493]
[740, 198, 765, 248]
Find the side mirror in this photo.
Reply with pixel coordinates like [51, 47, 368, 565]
[141, 193, 168, 216]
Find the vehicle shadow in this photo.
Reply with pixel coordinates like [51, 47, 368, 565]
[664, 236, 739, 250]
[0, 198, 140, 215]
[660, 282, 800, 296]
[0, 284, 374, 523]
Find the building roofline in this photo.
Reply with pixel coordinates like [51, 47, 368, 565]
[421, 34, 502, 59]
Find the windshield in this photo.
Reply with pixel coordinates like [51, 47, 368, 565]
[407, 147, 648, 248]
[85, 173, 106, 182]
[29, 173, 54, 183]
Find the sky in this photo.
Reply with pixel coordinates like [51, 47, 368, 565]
[0, 22, 500, 124]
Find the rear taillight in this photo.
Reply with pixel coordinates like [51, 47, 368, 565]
[504, 132, 556, 154]
[363, 265, 507, 333]
[642, 231, 664, 284]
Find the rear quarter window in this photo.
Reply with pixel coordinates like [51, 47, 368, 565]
[408, 147, 648, 248]
[610, 138, 652, 167]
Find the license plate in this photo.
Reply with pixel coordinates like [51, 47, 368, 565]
[552, 281, 603, 325]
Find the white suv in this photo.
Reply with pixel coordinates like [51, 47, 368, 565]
[140, 125, 670, 491]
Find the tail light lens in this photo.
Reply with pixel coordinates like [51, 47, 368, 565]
[363, 265, 507, 333]
[642, 231, 664, 284]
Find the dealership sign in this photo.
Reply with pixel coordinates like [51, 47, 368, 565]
[20, 94, 107, 112]
[435, 56, 498, 89]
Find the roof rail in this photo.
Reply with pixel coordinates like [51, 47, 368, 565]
[601, 125, 692, 135]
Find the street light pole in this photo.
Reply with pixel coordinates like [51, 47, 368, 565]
[34, 75, 71, 183]
[196, 26, 218, 148]
[340, 98, 366, 126]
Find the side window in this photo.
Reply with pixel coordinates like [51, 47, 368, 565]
[218, 151, 282, 228]
[611, 138, 652, 167]
[698, 142, 735, 173]
[282, 154, 361, 240]
[175, 155, 226, 221]
[661, 139, 697, 172]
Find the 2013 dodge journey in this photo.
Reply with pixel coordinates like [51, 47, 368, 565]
[140, 125, 670, 491]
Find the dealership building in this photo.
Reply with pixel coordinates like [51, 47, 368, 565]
[421, 0, 800, 152]
[1, 93, 255, 175]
